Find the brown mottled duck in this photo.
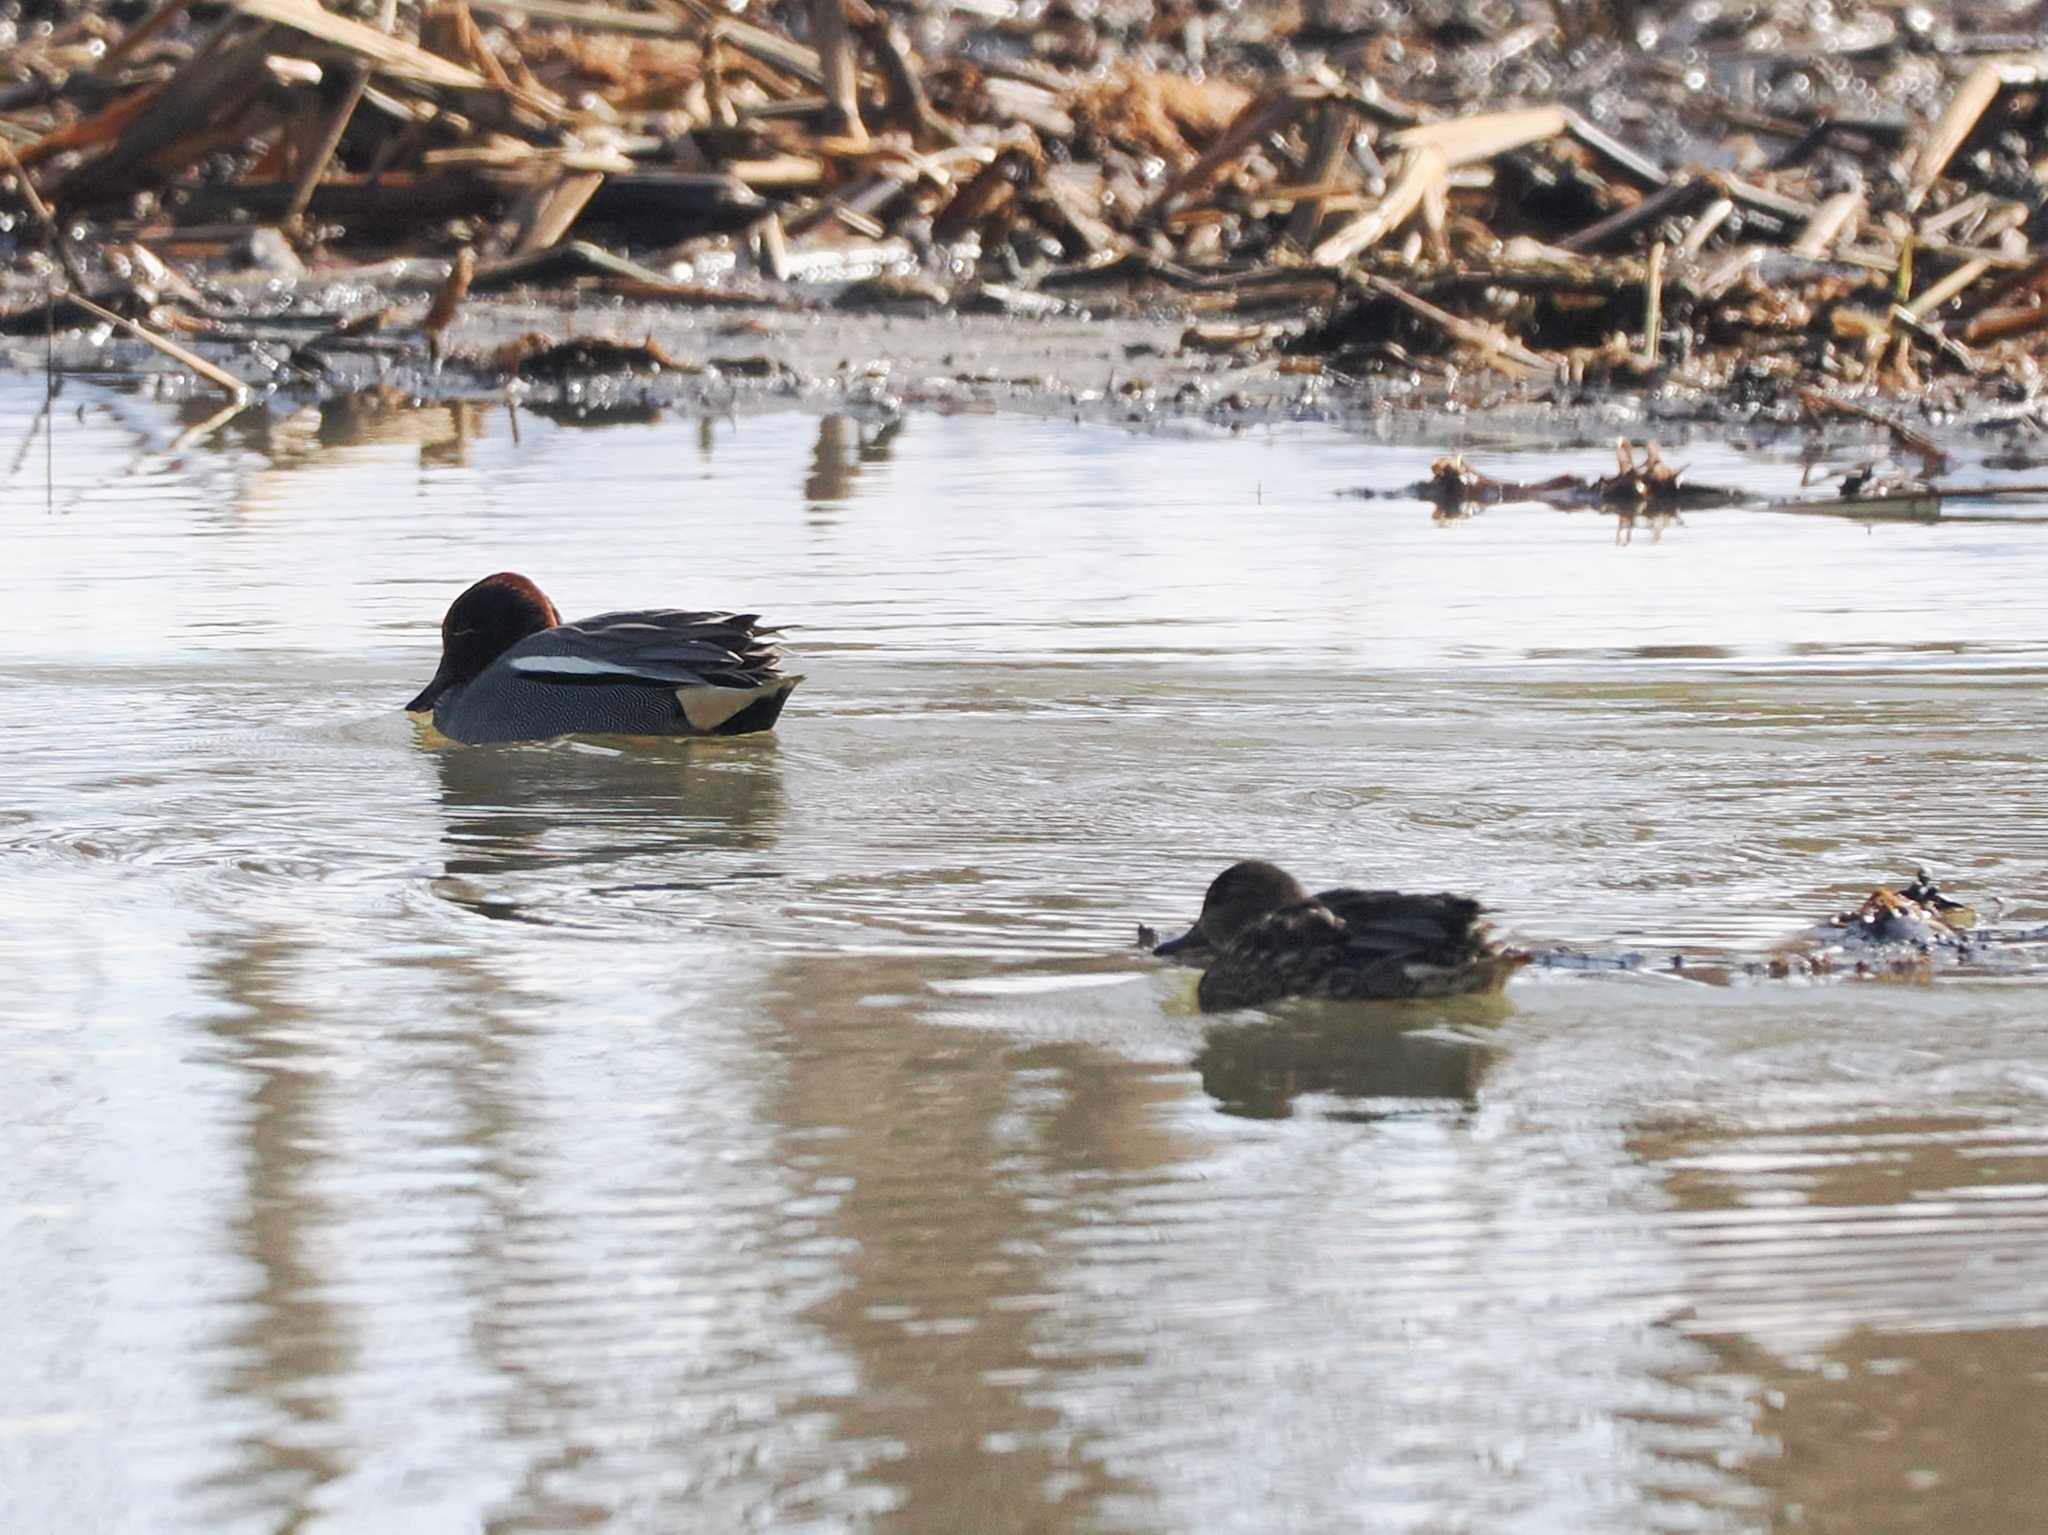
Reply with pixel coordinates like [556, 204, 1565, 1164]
[1152, 861, 1529, 1012]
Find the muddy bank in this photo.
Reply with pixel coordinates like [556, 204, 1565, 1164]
[15, 294, 2048, 486]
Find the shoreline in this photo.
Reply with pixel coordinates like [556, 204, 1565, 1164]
[9, 294, 2041, 464]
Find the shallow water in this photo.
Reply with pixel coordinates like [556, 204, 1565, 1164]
[4, 379, 2047, 1534]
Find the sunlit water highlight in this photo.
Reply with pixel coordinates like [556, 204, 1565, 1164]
[3, 379, 2046, 1533]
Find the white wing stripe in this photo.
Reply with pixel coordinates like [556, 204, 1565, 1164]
[507, 655, 658, 679]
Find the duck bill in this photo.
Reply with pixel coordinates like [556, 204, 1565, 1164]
[405, 662, 456, 714]
[1151, 922, 1210, 958]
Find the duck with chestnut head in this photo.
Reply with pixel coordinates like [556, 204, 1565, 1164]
[1153, 861, 1528, 1012]
[406, 572, 801, 744]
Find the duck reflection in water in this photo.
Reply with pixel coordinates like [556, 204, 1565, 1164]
[1195, 1005, 1502, 1122]
[426, 738, 785, 924]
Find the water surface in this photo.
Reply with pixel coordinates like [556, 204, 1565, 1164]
[4, 381, 2047, 1533]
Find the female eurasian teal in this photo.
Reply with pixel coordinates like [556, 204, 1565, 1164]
[1153, 861, 1527, 1012]
[406, 572, 801, 744]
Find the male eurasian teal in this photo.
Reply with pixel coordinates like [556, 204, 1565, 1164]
[406, 572, 801, 744]
[1153, 860, 1528, 1012]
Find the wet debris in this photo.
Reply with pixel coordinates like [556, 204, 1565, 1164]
[1784, 867, 2048, 979]
[1826, 870, 1976, 948]
[1369, 435, 2048, 521]
[484, 330, 692, 379]
[6, 1, 2048, 411]
[1389, 438, 1745, 512]
[1525, 869, 2047, 984]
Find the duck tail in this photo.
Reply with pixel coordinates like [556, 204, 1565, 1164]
[677, 674, 804, 736]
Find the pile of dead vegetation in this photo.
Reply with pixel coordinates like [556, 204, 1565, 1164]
[5, 0, 2048, 411]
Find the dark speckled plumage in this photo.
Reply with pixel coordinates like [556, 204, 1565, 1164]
[408, 573, 800, 744]
[1153, 861, 1527, 1012]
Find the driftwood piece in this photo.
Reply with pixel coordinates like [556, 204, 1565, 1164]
[96, 0, 200, 73]
[1677, 196, 1735, 259]
[1907, 58, 2019, 212]
[1031, 167, 1125, 257]
[283, 0, 397, 225]
[860, 16, 949, 143]
[1390, 106, 1566, 168]
[510, 170, 607, 254]
[810, 0, 866, 143]
[1146, 84, 1323, 220]
[1792, 191, 1864, 257]
[1285, 102, 1352, 249]
[1642, 240, 1664, 366]
[1889, 304, 1978, 374]
[726, 155, 828, 190]
[1562, 110, 1668, 191]
[238, 0, 569, 130]
[55, 20, 278, 204]
[474, 240, 640, 289]
[1906, 257, 1990, 320]
[671, 0, 828, 89]
[1311, 146, 1445, 265]
[980, 78, 1073, 138]
[423, 0, 519, 94]
[932, 142, 1038, 244]
[1799, 386, 1952, 470]
[1358, 272, 1556, 379]
[232, 0, 491, 90]
[1962, 301, 2048, 345]
[14, 83, 162, 170]
[1559, 177, 1712, 255]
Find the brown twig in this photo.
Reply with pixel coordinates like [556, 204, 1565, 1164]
[1642, 240, 1665, 366]
[810, 0, 867, 143]
[56, 288, 248, 401]
[1360, 273, 1556, 379]
[1798, 386, 1951, 471]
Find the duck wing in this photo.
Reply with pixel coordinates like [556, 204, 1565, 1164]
[1313, 887, 1492, 962]
[500, 609, 788, 689]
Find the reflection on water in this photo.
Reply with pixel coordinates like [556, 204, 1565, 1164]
[197, 924, 351, 1534]
[1195, 1007, 1500, 1120]
[804, 412, 903, 511]
[1640, 1110, 2048, 1349]
[4, 377, 2048, 1532]
[1638, 1110, 2048, 1533]
[769, 958, 1171, 1529]
[424, 736, 786, 926]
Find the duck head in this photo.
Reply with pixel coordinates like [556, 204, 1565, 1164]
[406, 572, 562, 713]
[1152, 860, 1310, 958]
